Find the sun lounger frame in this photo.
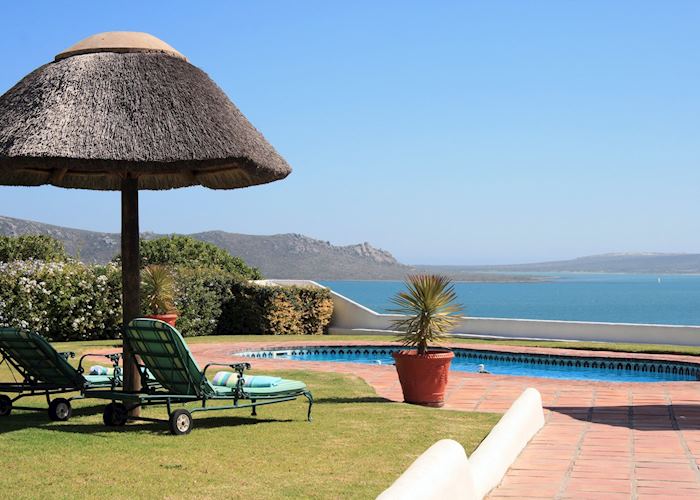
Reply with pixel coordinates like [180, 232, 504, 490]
[0, 327, 122, 419]
[85, 319, 313, 434]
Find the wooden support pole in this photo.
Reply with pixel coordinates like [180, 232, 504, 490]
[121, 176, 141, 416]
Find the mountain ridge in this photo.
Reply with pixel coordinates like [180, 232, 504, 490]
[5, 215, 695, 277]
[0, 215, 410, 279]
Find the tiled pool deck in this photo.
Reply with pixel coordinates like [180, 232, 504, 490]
[191, 340, 700, 499]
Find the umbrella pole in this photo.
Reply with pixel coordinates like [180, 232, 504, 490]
[121, 176, 141, 416]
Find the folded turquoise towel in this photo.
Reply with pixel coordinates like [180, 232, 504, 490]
[211, 371, 281, 388]
[89, 365, 114, 376]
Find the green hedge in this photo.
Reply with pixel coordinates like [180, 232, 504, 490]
[115, 235, 262, 281]
[172, 266, 236, 337]
[220, 282, 333, 335]
[0, 235, 68, 262]
[0, 261, 333, 340]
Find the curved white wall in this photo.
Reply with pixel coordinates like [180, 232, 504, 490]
[376, 439, 478, 500]
[469, 388, 544, 498]
[378, 388, 545, 500]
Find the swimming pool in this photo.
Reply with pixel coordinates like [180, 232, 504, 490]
[235, 345, 700, 383]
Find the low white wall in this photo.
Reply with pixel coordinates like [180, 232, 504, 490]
[262, 279, 700, 347]
[378, 388, 545, 500]
[376, 440, 478, 500]
[468, 388, 544, 498]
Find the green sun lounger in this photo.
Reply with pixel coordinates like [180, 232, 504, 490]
[86, 318, 313, 435]
[0, 327, 122, 421]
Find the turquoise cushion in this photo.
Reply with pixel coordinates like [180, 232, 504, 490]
[84, 374, 113, 385]
[245, 375, 282, 388]
[209, 379, 307, 397]
[245, 380, 307, 396]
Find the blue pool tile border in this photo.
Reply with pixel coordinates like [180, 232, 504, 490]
[233, 345, 700, 381]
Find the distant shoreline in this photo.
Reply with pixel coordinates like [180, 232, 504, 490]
[317, 275, 552, 283]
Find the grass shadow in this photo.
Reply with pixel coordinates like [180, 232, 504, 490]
[0, 403, 298, 436]
[315, 396, 393, 404]
[49, 416, 293, 436]
[0, 403, 106, 434]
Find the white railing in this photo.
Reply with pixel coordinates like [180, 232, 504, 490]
[260, 279, 700, 347]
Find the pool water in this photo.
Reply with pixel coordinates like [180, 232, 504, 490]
[236, 345, 700, 383]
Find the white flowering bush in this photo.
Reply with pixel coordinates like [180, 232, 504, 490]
[0, 260, 122, 341]
[0, 261, 333, 340]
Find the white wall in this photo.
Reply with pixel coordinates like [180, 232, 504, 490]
[468, 388, 545, 498]
[261, 279, 700, 347]
[378, 388, 545, 500]
[376, 440, 478, 500]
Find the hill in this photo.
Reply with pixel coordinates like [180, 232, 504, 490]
[0, 215, 412, 280]
[423, 252, 700, 274]
[0, 215, 562, 280]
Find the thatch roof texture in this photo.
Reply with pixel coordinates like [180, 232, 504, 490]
[0, 32, 291, 190]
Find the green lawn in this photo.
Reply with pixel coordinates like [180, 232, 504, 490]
[5, 332, 690, 498]
[0, 342, 498, 499]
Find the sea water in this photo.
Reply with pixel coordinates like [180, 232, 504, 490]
[320, 273, 700, 326]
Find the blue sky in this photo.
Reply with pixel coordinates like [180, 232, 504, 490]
[0, 1, 698, 265]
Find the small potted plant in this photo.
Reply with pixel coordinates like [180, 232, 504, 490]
[390, 274, 462, 407]
[141, 264, 178, 326]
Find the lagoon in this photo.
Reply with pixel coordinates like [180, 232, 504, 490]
[321, 273, 700, 326]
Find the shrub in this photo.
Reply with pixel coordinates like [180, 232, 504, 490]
[0, 260, 122, 341]
[220, 282, 333, 335]
[173, 267, 237, 337]
[390, 274, 462, 355]
[0, 235, 68, 262]
[0, 261, 238, 340]
[0, 262, 332, 340]
[297, 286, 335, 335]
[114, 235, 262, 280]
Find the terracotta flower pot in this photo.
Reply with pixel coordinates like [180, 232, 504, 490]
[392, 348, 454, 407]
[144, 313, 178, 327]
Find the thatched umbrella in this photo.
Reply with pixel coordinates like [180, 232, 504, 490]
[0, 32, 291, 402]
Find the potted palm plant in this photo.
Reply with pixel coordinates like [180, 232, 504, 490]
[390, 274, 462, 407]
[141, 264, 178, 326]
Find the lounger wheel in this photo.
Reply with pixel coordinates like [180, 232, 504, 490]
[0, 395, 11, 417]
[103, 403, 128, 427]
[169, 409, 193, 436]
[48, 398, 72, 421]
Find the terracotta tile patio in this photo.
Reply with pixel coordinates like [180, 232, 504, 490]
[189, 340, 700, 499]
